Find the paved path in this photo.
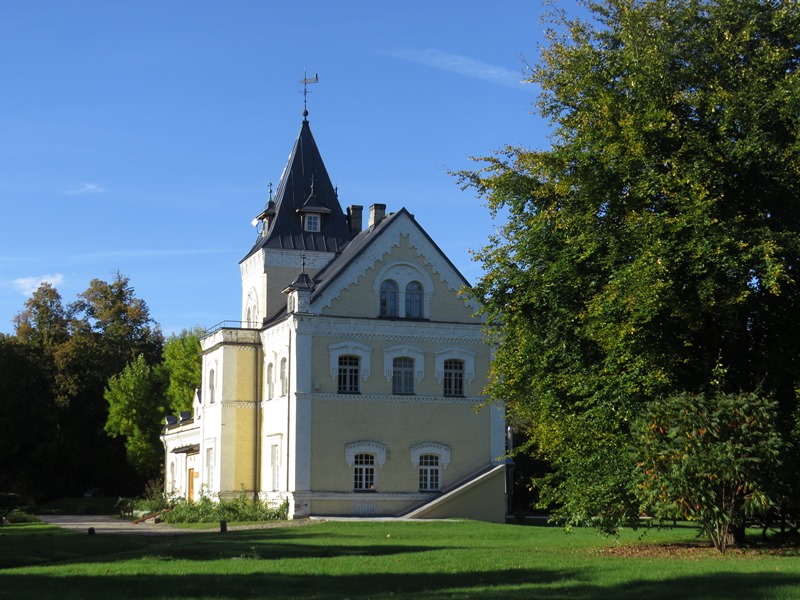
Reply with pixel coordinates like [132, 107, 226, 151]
[39, 515, 318, 536]
[39, 514, 196, 536]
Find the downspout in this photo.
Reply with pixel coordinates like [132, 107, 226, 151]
[286, 323, 292, 492]
[253, 343, 261, 501]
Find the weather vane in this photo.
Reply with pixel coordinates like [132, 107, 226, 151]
[299, 70, 319, 118]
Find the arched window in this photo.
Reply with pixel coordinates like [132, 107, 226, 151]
[353, 453, 376, 491]
[443, 359, 465, 397]
[392, 357, 415, 395]
[405, 281, 423, 318]
[418, 454, 440, 491]
[266, 362, 274, 400]
[380, 280, 398, 317]
[280, 358, 288, 396]
[338, 355, 360, 393]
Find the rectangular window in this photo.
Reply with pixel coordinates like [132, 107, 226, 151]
[271, 444, 280, 491]
[353, 453, 375, 491]
[205, 447, 215, 488]
[392, 357, 415, 394]
[419, 454, 440, 491]
[305, 214, 320, 232]
[443, 359, 464, 397]
[338, 355, 360, 393]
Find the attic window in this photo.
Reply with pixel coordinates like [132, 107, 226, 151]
[305, 214, 320, 232]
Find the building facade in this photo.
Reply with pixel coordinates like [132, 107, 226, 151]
[162, 113, 507, 522]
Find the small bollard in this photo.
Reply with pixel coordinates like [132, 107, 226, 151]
[220, 519, 227, 533]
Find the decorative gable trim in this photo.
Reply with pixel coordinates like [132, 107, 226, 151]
[329, 342, 372, 380]
[345, 441, 387, 468]
[312, 211, 480, 316]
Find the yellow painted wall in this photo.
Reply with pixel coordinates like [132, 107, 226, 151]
[310, 398, 492, 492]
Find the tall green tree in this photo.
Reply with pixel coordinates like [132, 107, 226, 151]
[459, 0, 800, 532]
[0, 334, 58, 498]
[162, 326, 203, 415]
[105, 354, 169, 476]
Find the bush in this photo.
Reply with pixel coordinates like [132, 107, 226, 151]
[161, 493, 288, 524]
[5, 510, 39, 524]
[634, 390, 783, 553]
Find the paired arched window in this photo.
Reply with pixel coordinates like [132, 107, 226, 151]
[379, 279, 425, 318]
[380, 280, 398, 317]
[405, 281, 423, 318]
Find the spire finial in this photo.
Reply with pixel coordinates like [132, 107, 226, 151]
[300, 254, 307, 273]
[299, 70, 319, 120]
[268, 181, 273, 201]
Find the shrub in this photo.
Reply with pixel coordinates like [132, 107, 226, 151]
[161, 493, 288, 524]
[634, 390, 783, 553]
[5, 510, 39, 524]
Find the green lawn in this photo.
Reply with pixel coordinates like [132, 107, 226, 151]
[1, 520, 799, 599]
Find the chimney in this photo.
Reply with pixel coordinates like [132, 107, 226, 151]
[368, 203, 386, 228]
[347, 205, 363, 235]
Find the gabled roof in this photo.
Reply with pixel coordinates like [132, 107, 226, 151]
[242, 119, 354, 262]
[311, 208, 472, 303]
[263, 208, 473, 326]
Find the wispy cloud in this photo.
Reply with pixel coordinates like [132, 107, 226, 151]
[13, 273, 65, 296]
[389, 49, 525, 88]
[64, 181, 105, 196]
[70, 249, 234, 260]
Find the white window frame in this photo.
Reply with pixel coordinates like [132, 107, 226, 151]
[329, 342, 371, 381]
[280, 357, 288, 396]
[434, 348, 475, 388]
[266, 362, 274, 400]
[338, 355, 361, 394]
[345, 441, 387, 468]
[418, 454, 440, 491]
[410, 442, 451, 469]
[383, 344, 425, 383]
[304, 214, 320, 232]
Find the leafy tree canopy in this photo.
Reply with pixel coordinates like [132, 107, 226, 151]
[459, 0, 800, 531]
[163, 326, 203, 415]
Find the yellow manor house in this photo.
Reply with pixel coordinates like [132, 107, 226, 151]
[161, 110, 508, 522]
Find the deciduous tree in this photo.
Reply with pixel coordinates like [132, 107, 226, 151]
[459, 0, 800, 532]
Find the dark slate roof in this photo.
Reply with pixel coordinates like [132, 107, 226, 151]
[242, 119, 354, 262]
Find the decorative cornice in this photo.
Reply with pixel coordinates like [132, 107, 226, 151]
[294, 314, 485, 345]
[308, 392, 484, 405]
[300, 491, 435, 501]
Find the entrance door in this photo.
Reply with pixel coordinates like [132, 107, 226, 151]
[188, 468, 196, 502]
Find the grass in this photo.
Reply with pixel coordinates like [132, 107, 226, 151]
[1, 520, 800, 599]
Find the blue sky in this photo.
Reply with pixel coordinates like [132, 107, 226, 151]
[0, 1, 570, 335]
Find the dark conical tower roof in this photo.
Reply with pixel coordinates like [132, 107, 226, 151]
[243, 119, 354, 261]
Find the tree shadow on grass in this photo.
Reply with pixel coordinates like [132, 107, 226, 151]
[3, 569, 800, 599]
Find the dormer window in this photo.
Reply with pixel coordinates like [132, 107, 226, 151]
[304, 214, 320, 232]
